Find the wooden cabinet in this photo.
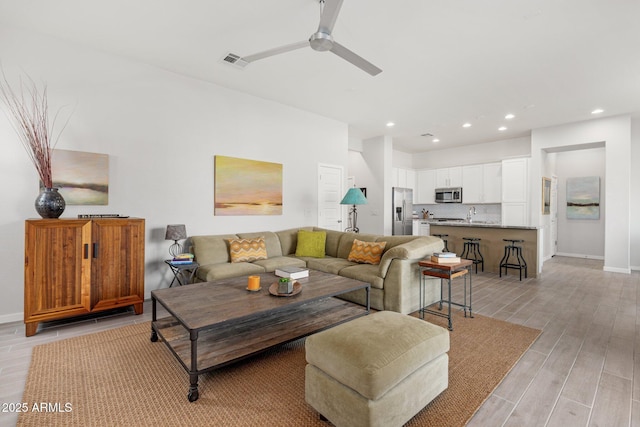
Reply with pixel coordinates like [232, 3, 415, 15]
[435, 166, 462, 188]
[24, 218, 145, 336]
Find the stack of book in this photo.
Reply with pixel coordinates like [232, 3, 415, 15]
[430, 252, 461, 264]
[275, 266, 309, 279]
[170, 253, 195, 265]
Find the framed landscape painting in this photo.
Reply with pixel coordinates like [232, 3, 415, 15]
[50, 149, 109, 205]
[566, 176, 600, 220]
[214, 155, 282, 215]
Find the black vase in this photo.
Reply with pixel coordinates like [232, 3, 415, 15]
[35, 187, 66, 218]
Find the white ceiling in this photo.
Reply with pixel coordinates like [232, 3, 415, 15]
[1, 0, 639, 153]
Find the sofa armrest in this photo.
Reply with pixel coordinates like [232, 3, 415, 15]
[378, 237, 444, 278]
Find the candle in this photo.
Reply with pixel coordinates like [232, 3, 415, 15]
[247, 275, 260, 291]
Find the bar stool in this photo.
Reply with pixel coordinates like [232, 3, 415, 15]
[460, 237, 484, 273]
[499, 239, 528, 280]
[432, 234, 449, 252]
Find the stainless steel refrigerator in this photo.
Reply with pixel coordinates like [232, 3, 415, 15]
[392, 187, 413, 235]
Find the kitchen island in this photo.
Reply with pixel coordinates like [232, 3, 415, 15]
[429, 221, 540, 278]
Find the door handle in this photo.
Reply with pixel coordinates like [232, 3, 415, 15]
[84, 244, 89, 259]
[92, 243, 98, 258]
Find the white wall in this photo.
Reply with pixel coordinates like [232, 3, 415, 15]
[531, 116, 631, 273]
[631, 118, 640, 270]
[554, 147, 606, 258]
[0, 27, 348, 323]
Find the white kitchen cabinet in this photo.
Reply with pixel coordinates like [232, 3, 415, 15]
[416, 169, 436, 204]
[462, 164, 483, 203]
[418, 222, 430, 236]
[392, 168, 415, 190]
[502, 158, 529, 226]
[483, 162, 502, 203]
[412, 220, 420, 236]
[462, 162, 502, 204]
[436, 167, 462, 188]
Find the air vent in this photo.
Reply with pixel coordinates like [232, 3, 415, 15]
[421, 133, 434, 137]
[222, 52, 248, 69]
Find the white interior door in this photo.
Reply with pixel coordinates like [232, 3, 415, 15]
[318, 164, 344, 231]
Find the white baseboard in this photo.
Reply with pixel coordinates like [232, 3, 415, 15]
[603, 266, 631, 274]
[0, 312, 23, 325]
[555, 252, 604, 260]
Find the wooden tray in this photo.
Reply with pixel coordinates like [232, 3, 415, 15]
[268, 281, 302, 297]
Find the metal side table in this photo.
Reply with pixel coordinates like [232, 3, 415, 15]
[419, 258, 473, 330]
[165, 260, 199, 287]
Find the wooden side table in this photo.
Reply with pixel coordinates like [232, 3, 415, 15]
[418, 259, 473, 330]
[165, 260, 199, 287]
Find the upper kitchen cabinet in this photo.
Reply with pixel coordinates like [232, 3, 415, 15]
[502, 158, 530, 226]
[392, 167, 416, 190]
[435, 166, 462, 188]
[416, 169, 436, 204]
[462, 162, 502, 203]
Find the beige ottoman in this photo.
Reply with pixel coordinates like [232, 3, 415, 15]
[305, 311, 449, 427]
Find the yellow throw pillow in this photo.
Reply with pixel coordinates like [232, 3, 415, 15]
[347, 239, 387, 265]
[227, 236, 268, 263]
[295, 230, 326, 258]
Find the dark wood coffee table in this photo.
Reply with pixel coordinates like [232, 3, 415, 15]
[150, 269, 370, 401]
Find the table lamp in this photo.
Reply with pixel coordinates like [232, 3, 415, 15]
[165, 224, 187, 257]
[340, 187, 367, 233]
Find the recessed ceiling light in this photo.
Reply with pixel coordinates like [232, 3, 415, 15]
[462, 123, 472, 128]
[386, 122, 395, 127]
[505, 114, 515, 120]
[498, 126, 507, 131]
[591, 109, 604, 115]
[432, 138, 440, 143]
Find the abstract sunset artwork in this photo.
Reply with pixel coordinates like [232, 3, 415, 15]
[50, 149, 109, 205]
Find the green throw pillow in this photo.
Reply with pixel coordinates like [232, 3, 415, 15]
[295, 230, 326, 258]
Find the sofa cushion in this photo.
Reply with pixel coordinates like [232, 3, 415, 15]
[275, 227, 312, 255]
[237, 231, 283, 258]
[295, 230, 326, 258]
[252, 256, 306, 272]
[337, 233, 380, 259]
[191, 234, 238, 265]
[306, 257, 356, 275]
[197, 262, 265, 281]
[314, 228, 345, 258]
[339, 264, 384, 289]
[347, 239, 387, 265]
[227, 237, 268, 263]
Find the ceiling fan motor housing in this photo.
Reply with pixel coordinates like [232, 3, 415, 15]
[309, 32, 333, 51]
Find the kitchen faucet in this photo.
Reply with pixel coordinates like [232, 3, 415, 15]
[467, 206, 476, 222]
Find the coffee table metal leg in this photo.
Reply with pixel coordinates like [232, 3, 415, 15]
[446, 277, 452, 331]
[150, 297, 158, 342]
[188, 331, 199, 402]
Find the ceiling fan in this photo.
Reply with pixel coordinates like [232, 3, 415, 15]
[227, 0, 382, 76]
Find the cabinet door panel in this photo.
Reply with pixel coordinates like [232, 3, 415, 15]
[91, 219, 145, 311]
[462, 165, 483, 203]
[24, 220, 91, 322]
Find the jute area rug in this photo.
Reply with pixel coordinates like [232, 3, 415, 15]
[18, 310, 540, 427]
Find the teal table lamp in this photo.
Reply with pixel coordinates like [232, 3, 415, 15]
[340, 188, 367, 233]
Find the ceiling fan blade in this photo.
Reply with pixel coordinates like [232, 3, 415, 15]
[242, 41, 308, 63]
[318, 0, 344, 34]
[329, 42, 382, 76]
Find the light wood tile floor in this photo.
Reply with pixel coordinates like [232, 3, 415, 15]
[0, 256, 636, 426]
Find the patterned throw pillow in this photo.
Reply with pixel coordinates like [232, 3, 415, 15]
[227, 236, 268, 263]
[347, 239, 387, 265]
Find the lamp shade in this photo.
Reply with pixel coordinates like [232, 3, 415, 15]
[165, 224, 187, 241]
[340, 188, 368, 205]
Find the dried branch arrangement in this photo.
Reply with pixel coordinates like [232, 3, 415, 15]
[0, 70, 69, 188]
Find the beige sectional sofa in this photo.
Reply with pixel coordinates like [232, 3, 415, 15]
[189, 227, 444, 315]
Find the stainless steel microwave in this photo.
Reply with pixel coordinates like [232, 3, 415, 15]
[435, 187, 462, 203]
